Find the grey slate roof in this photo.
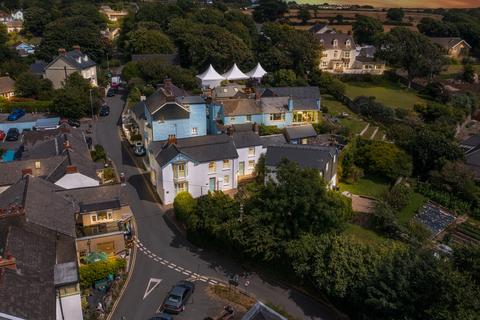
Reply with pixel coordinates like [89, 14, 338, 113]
[284, 124, 317, 141]
[54, 261, 78, 286]
[260, 97, 289, 113]
[429, 37, 471, 50]
[64, 50, 97, 69]
[154, 134, 239, 167]
[265, 145, 338, 182]
[79, 199, 121, 213]
[214, 83, 246, 99]
[217, 98, 261, 116]
[132, 101, 146, 120]
[0, 76, 15, 93]
[29, 60, 47, 75]
[291, 98, 319, 111]
[0, 155, 65, 186]
[261, 86, 320, 100]
[232, 131, 263, 148]
[314, 33, 356, 50]
[308, 23, 328, 34]
[260, 134, 287, 147]
[58, 183, 128, 211]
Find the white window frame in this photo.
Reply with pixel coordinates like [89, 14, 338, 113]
[223, 159, 230, 170]
[269, 113, 284, 122]
[246, 115, 252, 122]
[223, 175, 230, 186]
[191, 127, 198, 135]
[208, 162, 216, 174]
[248, 160, 255, 170]
[173, 163, 187, 180]
[175, 181, 188, 193]
[248, 147, 255, 157]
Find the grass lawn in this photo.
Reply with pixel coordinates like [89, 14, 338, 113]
[322, 94, 368, 135]
[344, 80, 429, 110]
[398, 193, 427, 225]
[344, 223, 390, 246]
[339, 176, 390, 198]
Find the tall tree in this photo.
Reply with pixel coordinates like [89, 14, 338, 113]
[252, 0, 288, 23]
[376, 27, 447, 87]
[23, 7, 52, 37]
[352, 15, 383, 45]
[126, 28, 175, 55]
[387, 8, 405, 22]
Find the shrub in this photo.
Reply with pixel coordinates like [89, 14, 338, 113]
[91, 144, 107, 162]
[79, 258, 126, 289]
[103, 167, 116, 182]
[174, 191, 196, 223]
[0, 100, 53, 113]
[258, 125, 282, 136]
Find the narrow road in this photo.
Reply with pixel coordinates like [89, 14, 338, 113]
[95, 92, 346, 320]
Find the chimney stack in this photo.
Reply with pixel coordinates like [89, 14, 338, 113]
[58, 48, 66, 56]
[22, 168, 33, 178]
[72, 45, 81, 52]
[65, 165, 78, 174]
[167, 134, 177, 146]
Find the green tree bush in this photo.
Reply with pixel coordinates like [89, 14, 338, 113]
[174, 192, 197, 223]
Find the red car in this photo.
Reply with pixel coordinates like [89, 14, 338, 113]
[0, 130, 5, 141]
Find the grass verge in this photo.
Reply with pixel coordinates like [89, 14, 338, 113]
[339, 176, 390, 198]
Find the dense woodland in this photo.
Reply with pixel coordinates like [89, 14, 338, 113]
[1, 1, 480, 319]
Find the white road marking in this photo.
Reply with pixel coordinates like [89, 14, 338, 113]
[160, 261, 166, 265]
[209, 280, 218, 284]
[168, 265, 174, 269]
[170, 263, 176, 267]
[175, 268, 182, 272]
[148, 255, 153, 258]
[154, 258, 159, 262]
[143, 278, 162, 300]
[199, 278, 207, 282]
[182, 271, 190, 275]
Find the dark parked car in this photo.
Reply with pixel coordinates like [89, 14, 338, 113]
[5, 128, 20, 141]
[149, 313, 173, 320]
[133, 141, 146, 156]
[7, 109, 25, 121]
[161, 281, 195, 314]
[106, 88, 116, 97]
[99, 105, 110, 116]
[68, 118, 81, 128]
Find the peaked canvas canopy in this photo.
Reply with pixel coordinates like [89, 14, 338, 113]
[196, 64, 225, 88]
[246, 63, 267, 79]
[222, 63, 249, 80]
[196, 64, 225, 81]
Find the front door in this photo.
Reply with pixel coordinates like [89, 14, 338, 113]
[239, 162, 245, 176]
[209, 177, 216, 192]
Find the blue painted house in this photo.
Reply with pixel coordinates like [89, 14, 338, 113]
[133, 80, 209, 146]
[211, 85, 321, 129]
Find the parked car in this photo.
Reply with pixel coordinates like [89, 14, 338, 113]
[68, 118, 81, 128]
[5, 128, 20, 141]
[99, 105, 110, 116]
[0, 130, 5, 141]
[107, 88, 116, 97]
[161, 281, 195, 314]
[133, 141, 146, 156]
[149, 313, 173, 320]
[7, 109, 25, 121]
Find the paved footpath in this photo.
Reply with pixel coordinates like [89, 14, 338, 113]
[95, 92, 347, 320]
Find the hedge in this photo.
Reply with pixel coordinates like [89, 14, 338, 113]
[174, 191, 196, 223]
[79, 258, 126, 289]
[0, 100, 53, 113]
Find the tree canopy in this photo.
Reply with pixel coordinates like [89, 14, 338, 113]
[252, 0, 288, 23]
[352, 15, 383, 45]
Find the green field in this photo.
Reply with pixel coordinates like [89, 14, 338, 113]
[322, 95, 368, 135]
[344, 80, 428, 110]
[398, 193, 427, 225]
[339, 176, 390, 198]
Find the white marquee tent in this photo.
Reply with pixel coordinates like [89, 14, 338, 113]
[222, 63, 249, 80]
[196, 64, 225, 88]
[246, 63, 267, 80]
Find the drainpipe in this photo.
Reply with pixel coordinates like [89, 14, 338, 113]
[57, 288, 65, 320]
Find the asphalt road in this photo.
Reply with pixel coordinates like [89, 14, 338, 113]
[95, 93, 346, 320]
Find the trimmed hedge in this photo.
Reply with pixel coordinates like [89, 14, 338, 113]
[0, 100, 53, 113]
[79, 258, 126, 289]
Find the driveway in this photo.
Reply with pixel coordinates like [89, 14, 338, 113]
[95, 92, 347, 320]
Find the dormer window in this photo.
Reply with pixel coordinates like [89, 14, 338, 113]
[346, 40, 351, 47]
[333, 39, 338, 47]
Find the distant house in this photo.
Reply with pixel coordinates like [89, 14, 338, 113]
[3, 20, 22, 33]
[14, 42, 35, 56]
[265, 144, 338, 187]
[460, 134, 480, 180]
[44, 46, 97, 89]
[99, 5, 128, 22]
[0, 76, 15, 99]
[11, 9, 23, 21]
[0, 10, 11, 22]
[430, 37, 471, 59]
[315, 34, 385, 74]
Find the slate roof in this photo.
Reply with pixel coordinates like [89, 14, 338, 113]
[65, 50, 96, 69]
[355, 55, 385, 63]
[154, 134, 239, 167]
[429, 37, 471, 50]
[265, 145, 337, 182]
[291, 98, 319, 110]
[308, 23, 329, 34]
[261, 86, 320, 100]
[260, 97, 289, 113]
[58, 183, 128, 212]
[54, 261, 78, 286]
[29, 60, 47, 75]
[218, 98, 262, 116]
[78, 199, 121, 213]
[0, 76, 15, 93]
[0, 155, 65, 186]
[214, 83, 246, 99]
[232, 131, 263, 148]
[314, 33, 356, 50]
[260, 134, 287, 147]
[132, 101, 146, 120]
[284, 124, 317, 141]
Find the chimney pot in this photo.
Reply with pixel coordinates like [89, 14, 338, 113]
[58, 48, 66, 55]
[73, 45, 81, 52]
[167, 134, 177, 146]
[22, 168, 33, 177]
[65, 165, 78, 174]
